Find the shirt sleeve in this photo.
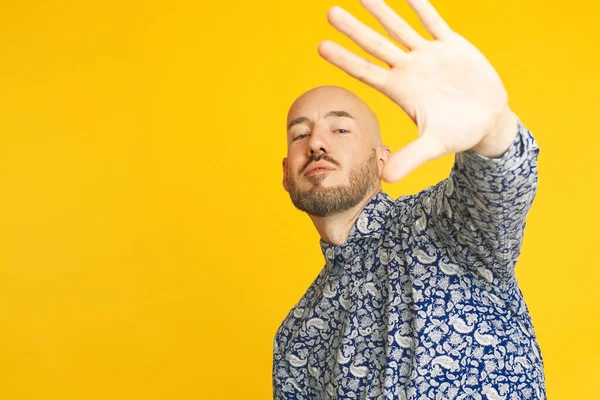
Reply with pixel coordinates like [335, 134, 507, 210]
[429, 116, 540, 288]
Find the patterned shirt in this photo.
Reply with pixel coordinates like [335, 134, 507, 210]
[273, 117, 546, 399]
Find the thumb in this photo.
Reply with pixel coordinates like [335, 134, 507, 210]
[382, 134, 446, 183]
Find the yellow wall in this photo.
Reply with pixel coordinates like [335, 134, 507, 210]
[0, 0, 597, 398]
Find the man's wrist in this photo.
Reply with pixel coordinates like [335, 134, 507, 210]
[470, 107, 519, 159]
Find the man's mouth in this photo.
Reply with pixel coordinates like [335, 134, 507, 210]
[305, 167, 334, 176]
[303, 161, 336, 176]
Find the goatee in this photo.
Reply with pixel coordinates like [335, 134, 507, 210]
[286, 149, 379, 217]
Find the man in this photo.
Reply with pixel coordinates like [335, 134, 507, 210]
[273, 0, 546, 399]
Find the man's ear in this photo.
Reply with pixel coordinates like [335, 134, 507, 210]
[282, 158, 289, 192]
[377, 146, 392, 179]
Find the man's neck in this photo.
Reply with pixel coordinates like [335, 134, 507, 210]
[309, 186, 382, 246]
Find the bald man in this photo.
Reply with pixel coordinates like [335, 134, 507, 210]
[273, 1, 546, 399]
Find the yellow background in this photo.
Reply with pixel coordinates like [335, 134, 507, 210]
[0, 0, 597, 398]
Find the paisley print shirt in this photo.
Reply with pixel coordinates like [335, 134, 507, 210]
[273, 118, 546, 399]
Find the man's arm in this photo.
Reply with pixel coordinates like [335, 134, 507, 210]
[430, 115, 540, 288]
[316, 0, 541, 287]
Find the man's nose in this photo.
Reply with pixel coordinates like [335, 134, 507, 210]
[307, 126, 331, 155]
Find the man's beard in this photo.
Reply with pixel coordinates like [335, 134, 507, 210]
[286, 149, 380, 217]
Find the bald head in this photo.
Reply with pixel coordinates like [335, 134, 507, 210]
[286, 85, 382, 147]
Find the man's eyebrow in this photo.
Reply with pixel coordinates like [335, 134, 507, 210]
[287, 117, 309, 131]
[287, 111, 354, 131]
[324, 110, 354, 119]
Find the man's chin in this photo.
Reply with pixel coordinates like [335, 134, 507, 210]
[294, 179, 343, 198]
[305, 172, 333, 186]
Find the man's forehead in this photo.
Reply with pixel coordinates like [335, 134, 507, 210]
[287, 91, 366, 124]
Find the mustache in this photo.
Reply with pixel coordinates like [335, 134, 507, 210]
[299, 153, 342, 174]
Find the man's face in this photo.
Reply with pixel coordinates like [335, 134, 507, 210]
[283, 87, 383, 217]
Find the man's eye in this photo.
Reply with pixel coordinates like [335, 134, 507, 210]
[294, 134, 308, 141]
[335, 129, 349, 134]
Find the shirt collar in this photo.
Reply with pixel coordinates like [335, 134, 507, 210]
[319, 190, 395, 258]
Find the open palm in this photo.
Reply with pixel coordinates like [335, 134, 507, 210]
[318, 0, 510, 182]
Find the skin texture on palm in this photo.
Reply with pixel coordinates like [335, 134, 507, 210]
[316, 0, 519, 183]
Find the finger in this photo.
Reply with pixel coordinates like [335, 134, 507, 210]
[360, 0, 428, 50]
[382, 135, 446, 182]
[318, 40, 389, 90]
[327, 6, 407, 66]
[406, 0, 453, 40]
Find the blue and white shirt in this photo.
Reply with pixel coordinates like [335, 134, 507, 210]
[273, 118, 546, 399]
